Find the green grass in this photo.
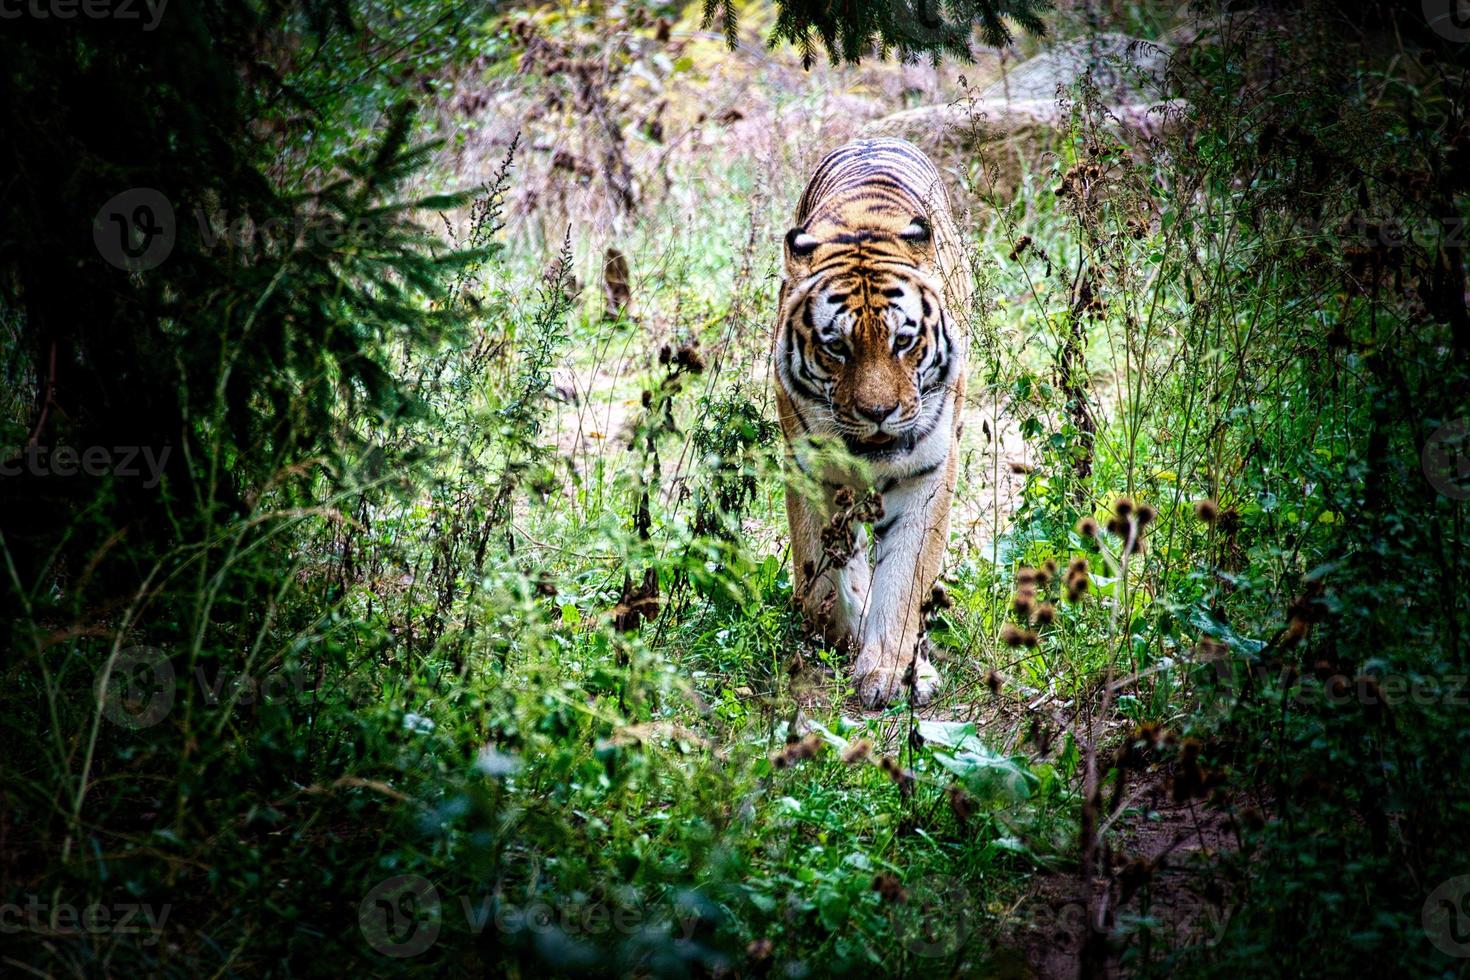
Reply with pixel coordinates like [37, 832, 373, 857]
[5, 6, 1470, 978]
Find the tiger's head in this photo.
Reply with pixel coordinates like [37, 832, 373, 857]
[778, 214, 958, 458]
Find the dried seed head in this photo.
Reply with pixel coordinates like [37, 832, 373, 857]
[674, 344, 705, 373]
[923, 583, 953, 612]
[814, 590, 837, 630]
[984, 669, 1005, 695]
[1001, 625, 1027, 647]
[1195, 637, 1228, 660]
[947, 783, 974, 823]
[1012, 590, 1035, 618]
[1136, 504, 1156, 526]
[795, 732, 823, 759]
[1114, 497, 1135, 519]
[833, 486, 855, 509]
[1287, 588, 1327, 624]
[1076, 517, 1100, 539]
[1033, 603, 1057, 626]
[853, 490, 885, 524]
[841, 738, 873, 764]
[879, 756, 915, 796]
[771, 732, 825, 768]
[872, 873, 908, 903]
[1132, 721, 1164, 745]
[1029, 716, 1054, 756]
[1066, 558, 1092, 601]
[1194, 498, 1220, 523]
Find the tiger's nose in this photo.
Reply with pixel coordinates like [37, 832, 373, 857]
[855, 401, 898, 424]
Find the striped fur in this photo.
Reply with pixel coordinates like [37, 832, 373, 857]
[774, 137, 970, 708]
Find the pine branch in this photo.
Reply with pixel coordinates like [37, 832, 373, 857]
[737, 0, 1049, 65]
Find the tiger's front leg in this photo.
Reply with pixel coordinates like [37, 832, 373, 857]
[852, 464, 953, 707]
[787, 484, 871, 652]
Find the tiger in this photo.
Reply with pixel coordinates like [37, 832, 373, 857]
[773, 137, 971, 708]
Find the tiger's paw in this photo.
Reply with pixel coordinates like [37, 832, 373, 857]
[856, 658, 940, 708]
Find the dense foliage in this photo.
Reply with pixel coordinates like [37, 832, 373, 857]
[2, 1, 1468, 978]
[721, 0, 1050, 65]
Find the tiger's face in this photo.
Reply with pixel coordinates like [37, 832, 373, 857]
[778, 222, 957, 458]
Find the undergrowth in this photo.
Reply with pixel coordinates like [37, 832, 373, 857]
[3, 3, 1469, 978]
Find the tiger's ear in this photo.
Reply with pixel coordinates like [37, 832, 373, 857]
[785, 226, 819, 272]
[898, 215, 932, 244]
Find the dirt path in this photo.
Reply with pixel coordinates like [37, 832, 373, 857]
[1014, 764, 1241, 978]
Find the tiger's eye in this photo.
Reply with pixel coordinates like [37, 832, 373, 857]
[894, 334, 917, 353]
[824, 338, 849, 359]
